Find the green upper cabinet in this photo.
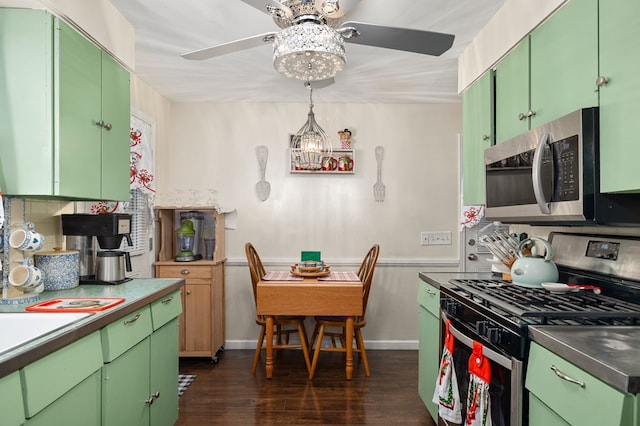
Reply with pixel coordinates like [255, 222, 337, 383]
[495, 37, 530, 143]
[462, 70, 494, 205]
[529, 0, 599, 128]
[495, 0, 598, 143]
[0, 8, 130, 201]
[598, 0, 640, 193]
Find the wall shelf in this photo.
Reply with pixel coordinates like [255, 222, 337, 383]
[289, 148, 355, 174]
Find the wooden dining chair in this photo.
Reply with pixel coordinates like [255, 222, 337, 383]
[309, 244, 380, 378]
[245, 242, 311, 374]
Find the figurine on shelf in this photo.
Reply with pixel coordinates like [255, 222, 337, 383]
[338, 128, 352, 149]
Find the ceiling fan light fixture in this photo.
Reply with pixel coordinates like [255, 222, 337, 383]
[273, 22, 346, 81]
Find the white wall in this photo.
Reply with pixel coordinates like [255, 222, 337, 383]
[154, 101, 463, 348]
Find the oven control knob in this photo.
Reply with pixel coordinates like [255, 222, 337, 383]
[487, 327, 502, 344]
[476, 321, 489, 336]
[443, 300, 462, 316]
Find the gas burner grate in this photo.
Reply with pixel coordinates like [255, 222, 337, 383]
[449, 279, 640, 324]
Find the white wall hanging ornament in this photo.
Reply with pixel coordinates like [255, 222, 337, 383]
[373, 146, 385, 202]
[255, 145, 271, 201]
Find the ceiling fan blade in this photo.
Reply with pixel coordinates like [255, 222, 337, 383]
[340, 21, 455, 56]
[240, 0, 293, 19]
[181, 33, 277, 60]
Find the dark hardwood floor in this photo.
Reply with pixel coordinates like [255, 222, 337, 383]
[176, 349, 436, 425]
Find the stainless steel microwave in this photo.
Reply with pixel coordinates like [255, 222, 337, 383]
[484, 107, 640, 225]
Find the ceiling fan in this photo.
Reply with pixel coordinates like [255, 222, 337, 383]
[181, 0, 455, 83]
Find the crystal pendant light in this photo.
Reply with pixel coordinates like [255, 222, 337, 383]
[295, 83, 332, 170]
[273, 22, 346, 81]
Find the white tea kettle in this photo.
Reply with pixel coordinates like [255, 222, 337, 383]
[510, 237, 559, 288]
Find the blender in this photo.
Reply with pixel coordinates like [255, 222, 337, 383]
[175, 219, 196, 262]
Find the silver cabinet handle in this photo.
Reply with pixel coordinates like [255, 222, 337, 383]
[468, 253, 478, 261]
[482, 134, 490, 141]
[145, 397, 154, 406]
[180, 269, 190, 275]
[526, 110, 536, 118]
[123, 313, 141, 325]
[161, 296, 174, 304]
[550, 365, 585, 388]
[96, 120, 105, 127]
[186, 290, 191, 295]
[595, 76, 609, 87]
[103, 122, 113, 131]
[425, 289, 437, 296]
[518, 112, 527, 121]
[152, 391, 160, 399]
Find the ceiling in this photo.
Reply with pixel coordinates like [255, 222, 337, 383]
[108, 0, 505, 104]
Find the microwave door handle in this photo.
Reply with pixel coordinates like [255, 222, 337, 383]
[532, 132, 552, 214]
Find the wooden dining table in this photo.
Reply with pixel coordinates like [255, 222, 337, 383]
[256, 271, 363, 379]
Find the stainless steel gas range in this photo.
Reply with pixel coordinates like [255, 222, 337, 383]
[420, 232, 640, 426]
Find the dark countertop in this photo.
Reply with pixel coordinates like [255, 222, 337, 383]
[0, 278, 184, 379]
[420, 272, 640, 394]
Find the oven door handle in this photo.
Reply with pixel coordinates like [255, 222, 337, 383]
[441, 311, 512, 370]
[532, 132, 552, 214]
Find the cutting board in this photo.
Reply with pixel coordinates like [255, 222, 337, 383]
[26, 298, 125, 312]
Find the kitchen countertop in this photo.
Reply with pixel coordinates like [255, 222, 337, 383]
[0, 278, 184, 379]
[420, 272, 640, 395]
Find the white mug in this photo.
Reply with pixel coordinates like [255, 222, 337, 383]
[9, 222, 45, 252]
[9, 258, 43, 289]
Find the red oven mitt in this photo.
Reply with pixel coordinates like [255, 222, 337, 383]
[432, 320, 462, 423]
[465, 341, 492, 426]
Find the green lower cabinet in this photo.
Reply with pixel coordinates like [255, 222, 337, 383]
[102, 336, 152, 426]
[102, 318, 180, 426]
[417, 281, 440, 422]
[526, 342, 637, 425]
[25, 370, 101, 426]
[150, 319, 180, 426]
[529, 394, 570, 426]
[0, 371, 25, 426]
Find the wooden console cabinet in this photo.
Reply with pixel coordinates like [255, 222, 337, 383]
[154, 207, 225, 360]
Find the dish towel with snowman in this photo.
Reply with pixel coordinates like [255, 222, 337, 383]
[465, 341, 492, 426]
[432, 320, 462, 423]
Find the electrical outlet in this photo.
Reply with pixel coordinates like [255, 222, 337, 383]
[420, 232, 430, 246]
[428, 231, 452, 245]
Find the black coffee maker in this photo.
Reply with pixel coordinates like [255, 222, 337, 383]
[61, 213, 133, 284]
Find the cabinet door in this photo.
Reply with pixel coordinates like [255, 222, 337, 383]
[102, 337, 151, 426]
[462, 71, 493, 205]
[183, 282, 213, 354]
[150, 319, 180, 426]
[0, 9, 54, 196]
[529, 0, 598, 128]
[417, 282, 440, 422]
[495, 37, 530, 143]
[101, 53, 131, 201]
[26, 371, 101, 426]
[56, 18, 103, 199]
[598, 0, 640, 193]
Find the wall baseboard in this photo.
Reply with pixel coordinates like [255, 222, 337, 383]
[224, 340, 419, 351]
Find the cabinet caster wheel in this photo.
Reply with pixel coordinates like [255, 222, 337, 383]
[211, 356, 218, 364]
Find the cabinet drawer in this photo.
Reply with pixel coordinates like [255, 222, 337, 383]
[101, 306, 153, 362]
[526, 343, 634, 426]
[417, 281, 440, 316]
[0, 371, 25, 426]
[157, 265, 211, 279]
[150, 290, 183, 331]
[21, 331, 102, 418]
